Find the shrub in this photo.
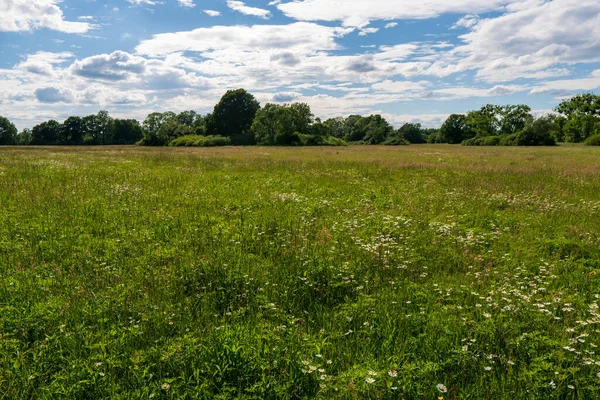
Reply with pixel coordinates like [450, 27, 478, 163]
[322, 136, 347, 146]
[298, 134, 324, 146]
[168, 135, 231, 147]
[584, 134, 600, 146]
[382, 136, 410, 145]
[499, 134, 518, 146]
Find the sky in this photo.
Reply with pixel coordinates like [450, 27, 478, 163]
[1, 0, 600, 130]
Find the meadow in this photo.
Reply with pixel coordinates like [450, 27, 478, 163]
[1, 144, 600, 399]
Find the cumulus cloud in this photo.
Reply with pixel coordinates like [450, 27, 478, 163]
[226, 1, 270, 18]
[272, 92, 299, 102]
[178, 0, 195, 7]
[203, 10, 221, 17]
[428, 0, 600, 82]
[71, 51, 147, 81]
[17, 52, 73, 76]
[35, 87, 74, 103]
[0, 0, 94, 33]
[135, 22, 350, 57]
[276, 0, 517, 27]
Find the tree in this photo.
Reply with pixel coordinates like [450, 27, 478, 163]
[555, 93, 600, 118]
[555, 94, 600, 142]
[62, 116, 85, 144]
[563, 114, 597, 143]
[515, 117, 556, 146]
[439, 114, 469, 144]
[207, 89, 260, 140]
[156, 120, 194, 145]
[399, 123, 425, 144]
[113, 119, 144, 144]
[251, 103, 296, 145]
[31, 120, 61, 145]
[465, 105, 499, 137]
[288, 103, 314, 134]
[141, 112, 177, 146]
[0, 116, 18, 145]
[17, 128, 32, 145]
[498, 104, 532, 135]
[176, 110, 198, 127]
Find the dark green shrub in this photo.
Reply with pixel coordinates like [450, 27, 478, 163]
[168, 135, 231, 147]
[584, 134, 600, 146]
[322, 136, 347, 146]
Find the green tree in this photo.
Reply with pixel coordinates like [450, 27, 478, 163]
[498, 104, 532, 135]
[62, 116, 85, 145]
[399, 123, 425, 144]
[31, 120, 61, 145]
[208, 89, 260, 140]
[0, 116, 18, 145]
[17, 128, 32, 145]
[465, 105, 499, 137]
[439, 114, 469, 144]
[113, 119, 144, 144]
[555, 93, 600, 118]
[563, 114, 597, 143]
[141, 112, 177, 146]
[515, 117, 556, 146]
[288, 103, 314, 134]
[251, 104, 296, 145]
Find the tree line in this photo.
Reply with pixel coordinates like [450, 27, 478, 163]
[1, 90, 600, 147]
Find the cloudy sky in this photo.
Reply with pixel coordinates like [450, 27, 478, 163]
[1, 0, 599, 130]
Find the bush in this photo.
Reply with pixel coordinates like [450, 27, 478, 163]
[298, 134, 324, 146]
[584, 134, 600, 146]
[382, 136, 410, 145]
[168, 135, 231, 147]
[322, 136, 347, 146]
[499, 134, 518, 146]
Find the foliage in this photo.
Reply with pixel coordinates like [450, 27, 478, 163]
[31, 120, 61, 145]
[584, 134, 600, 146]
[398, 123, 426, 144]
[207, 89, 260, 139]
[0, 115, 18, 145]
[555, 94, 600, 142]
[168, 134, 231, 147]
[439, 114, 470, 144]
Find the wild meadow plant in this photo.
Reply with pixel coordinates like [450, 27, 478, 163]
[0, 145, 599, 398]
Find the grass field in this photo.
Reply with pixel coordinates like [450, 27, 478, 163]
[1, 145, 600, 399]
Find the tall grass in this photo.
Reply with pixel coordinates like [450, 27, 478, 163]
[1, 145, 600, 399]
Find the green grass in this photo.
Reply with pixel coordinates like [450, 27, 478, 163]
[1, 144, 600, 399]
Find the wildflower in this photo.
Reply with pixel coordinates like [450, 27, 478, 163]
[549, 381, 556, 389]
[315, 354, 322, 358]
[484, 366, 492, 371]
[391, 386, 398, 390]
[388, 369, 397, 377]
[327, 360, 333, 364]
[302, 360, 310, 366]
[368, 370, 377, 376]
[437, 383, 447, 393]
[161, 383, 170, 390]
[568, 385, 575, 390]
[320, 375, 327, 380]
[366, 377, 375, 384]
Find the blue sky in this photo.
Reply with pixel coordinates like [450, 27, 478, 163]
[1, 0, 600, 130]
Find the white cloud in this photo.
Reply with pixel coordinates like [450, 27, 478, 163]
[276, 0, 517, 27]
[178, 0, 195, 8]
[384, 22, 398, 29]
[135, 22, 350, 57]
[203, 10, 221, 17]
[451, 14, 478, 29]
[359, 27, 379, 36]
[226, 1, 271, 19]
[16, 52, 73, 76]
[428, 0, 600, 82]
[0, 0, 94, 33]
